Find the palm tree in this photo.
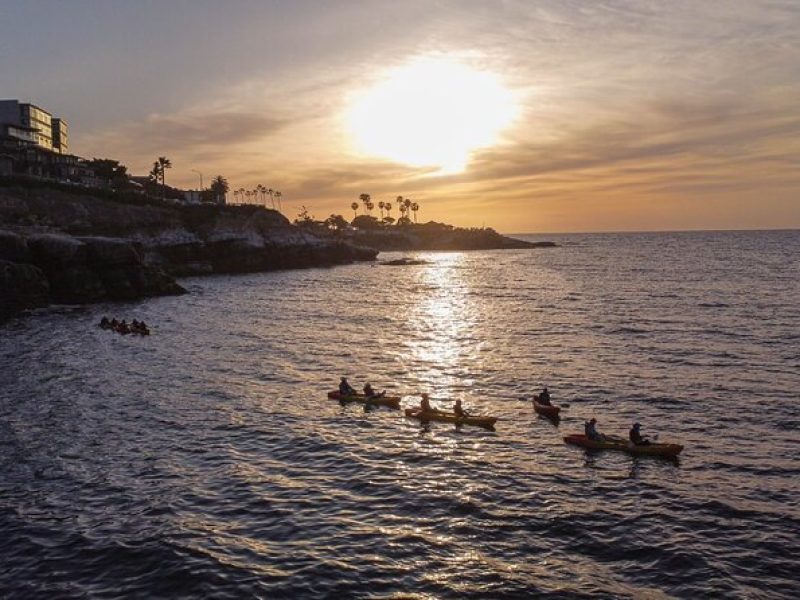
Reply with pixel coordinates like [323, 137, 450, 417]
[274, 190, 282, 212]
[359, 193, 371, 215]
[351, 202, 359, 219]
[268, 188, 275, 210]
[210, 175, 229, 204]
[411, 202, 419, 223]
[238, 187, 246, 204]
[385, 202, 392, 222]
[157, 156, 171, 200]
[378, 201, 385, 219]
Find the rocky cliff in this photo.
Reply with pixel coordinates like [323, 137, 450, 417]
[0, 183, 376, 322]
[0, 230, 185, 322]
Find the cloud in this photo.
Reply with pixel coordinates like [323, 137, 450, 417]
[81, 107, 289, 159]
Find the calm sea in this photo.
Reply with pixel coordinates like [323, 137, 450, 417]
[1, 230, 798, 599]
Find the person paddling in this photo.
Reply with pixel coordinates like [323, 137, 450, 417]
[584, 417, 606, 441]
[420, 393, 438, 413]
[339, 377, 356, 397]
[363, 383, 385, 399]
[453, 398, 469, 418]
[537, 386, 552, 406]
[629, 422, 651, 446]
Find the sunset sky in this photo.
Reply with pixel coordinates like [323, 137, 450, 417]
[2, 0, 798, 232]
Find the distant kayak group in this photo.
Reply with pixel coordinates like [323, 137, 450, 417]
[534, 386, 683, 457]
[99, 316, 150, 336]
[331, 378, 683, 457]
[334, 377, 498, 429]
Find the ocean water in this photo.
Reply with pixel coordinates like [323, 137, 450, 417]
[1, 230, 798, 599]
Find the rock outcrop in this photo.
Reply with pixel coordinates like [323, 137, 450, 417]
[0, 183, 377, 322]
[339, 223, 555, 251]
[0, 229, 186, 321]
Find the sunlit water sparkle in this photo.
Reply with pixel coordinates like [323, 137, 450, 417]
[1, 230, 798, 599]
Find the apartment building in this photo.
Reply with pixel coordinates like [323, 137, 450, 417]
[0, 99, 68, 153]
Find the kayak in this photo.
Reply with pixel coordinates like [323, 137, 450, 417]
[563, 434, 683, 457]
[532, 398, 560, 418]
[327, 391, 401, 409]
[404, 408, 497, 430]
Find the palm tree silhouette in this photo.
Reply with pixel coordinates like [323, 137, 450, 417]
[151, 156, 171, 200]
[274, 190, 282, 212]
[210, 175, 229, 204]
[384, 202, 392, 222]
[378, 201, 385, 219]
[351, 202, 359, 219]
[359, 193, 371, 215]
[411, 202, 419, 223]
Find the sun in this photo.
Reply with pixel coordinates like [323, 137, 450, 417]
[345, 56, 519, 174]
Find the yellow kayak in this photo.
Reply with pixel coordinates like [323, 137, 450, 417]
[404, 408, 497, 429]
[327, 391, 401, 409]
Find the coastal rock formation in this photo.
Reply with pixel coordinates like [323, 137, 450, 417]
[0, 229, 186, 321]
[343, 222, 556, 251]
[0, 259, 49, 321]
[0, 183, 378, 321]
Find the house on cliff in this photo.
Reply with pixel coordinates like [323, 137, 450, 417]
[0, 99, 84, 181]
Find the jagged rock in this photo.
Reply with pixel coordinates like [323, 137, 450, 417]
[381, 257, 430, 266]
[27, 233, 88, 271]
[0, 260, 50, 321]
[0, 230, 30, 263]
[48, 266, 107, 304]
[78, 236, 143, 267]
[97, 265, 186, 300]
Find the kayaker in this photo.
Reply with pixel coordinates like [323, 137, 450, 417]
[420, 393, 435, 413]
[100, 316, 110, 329]
[363, 383, 384, 399]
[453, 399, 469, 418]
[629, 423, 651, 446]
[584, 418, 605, 441]
[538, 387, 552, 406]
[339, 377, 357, 396]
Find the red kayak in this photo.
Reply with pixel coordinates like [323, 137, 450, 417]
[563, 434, 684, 457]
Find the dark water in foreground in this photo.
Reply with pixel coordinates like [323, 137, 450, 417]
[1, 230, 799, 599]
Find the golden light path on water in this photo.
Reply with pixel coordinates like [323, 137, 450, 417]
[407, 253, 473, 399]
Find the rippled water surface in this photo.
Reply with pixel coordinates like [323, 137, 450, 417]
[2, 230, 799, 599]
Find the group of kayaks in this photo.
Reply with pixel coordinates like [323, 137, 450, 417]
[327, 389, 683, 458]
[327, 391, 498, 429]
[532, 394, 684, 458]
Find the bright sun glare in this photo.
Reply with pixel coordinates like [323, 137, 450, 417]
[346, 57, 518, 174]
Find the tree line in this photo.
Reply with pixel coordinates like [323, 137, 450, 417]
[295, 193, 422, 231]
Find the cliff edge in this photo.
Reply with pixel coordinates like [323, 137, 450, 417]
[0, 182, 376, 321]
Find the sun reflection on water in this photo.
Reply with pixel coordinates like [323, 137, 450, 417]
[406, 253, 476, 405]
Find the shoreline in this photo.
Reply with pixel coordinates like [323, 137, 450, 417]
[0, 182, 555, 323]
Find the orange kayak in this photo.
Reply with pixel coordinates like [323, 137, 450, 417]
[563, 434, 683, 457]
[327, 391, 401, 409]
[404, 408, 497, 429]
